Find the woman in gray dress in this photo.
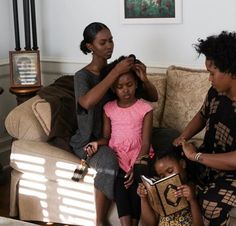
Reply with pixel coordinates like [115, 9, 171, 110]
[70, 22, 158, 226]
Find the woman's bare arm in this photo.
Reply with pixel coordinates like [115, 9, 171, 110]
[96, 112, 111, 146]
[79, 58, 134, 109]
[181, 141, 236, 171]
[138, 110, 153, 159]
[196, 150, 236, 171]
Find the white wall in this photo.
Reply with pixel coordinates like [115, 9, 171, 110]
[0, 0, 16, 135]
[1, 0, 236, 67]
[0, 0, 14, 59]
[36, 0, 236, 69]
[0, 0, 236, 136]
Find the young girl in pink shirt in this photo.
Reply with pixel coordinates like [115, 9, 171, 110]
[86, 58, 154, 226]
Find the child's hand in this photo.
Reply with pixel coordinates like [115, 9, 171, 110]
[124, 169, 134, 189]
[174, 184, 195, 202]
[137, 183, 148, 198]
[83, 142, 98, 158]
[181, 140, 197, 161]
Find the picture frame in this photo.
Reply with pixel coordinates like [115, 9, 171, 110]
[9, 50, 41, 88]
[120, 0, 182, 24]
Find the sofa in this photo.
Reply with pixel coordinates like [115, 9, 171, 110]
[5, 65, 236, 225]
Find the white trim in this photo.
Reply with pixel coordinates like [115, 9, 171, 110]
[41, 57, 171, 74]
[0, 60, 9, 78]
[0, 57, 205, 75]
[0, 58, 9, 66]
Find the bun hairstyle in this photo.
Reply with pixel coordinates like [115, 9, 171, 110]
[80, 22, 109, 55]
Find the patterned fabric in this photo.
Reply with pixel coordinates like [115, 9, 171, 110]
[159, 207, 193, 226]
[104, 99, 153, 172]
[197, 87, 236, 225]
[147, 74, 167, 127]
[5, 95, 49, 141]
[161, 66, 211, 140]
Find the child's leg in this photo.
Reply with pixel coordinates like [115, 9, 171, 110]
[95, 188, 111, 226]
[115, 169, 134, 226]
[130, 182, 141, 226]
[133, 155, 150, 183]
[118, 183, 140, 226]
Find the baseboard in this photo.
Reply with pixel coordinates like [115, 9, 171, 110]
[0, 134, 12, 168]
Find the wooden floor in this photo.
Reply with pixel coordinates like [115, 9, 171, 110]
[0, 167, 76, 226]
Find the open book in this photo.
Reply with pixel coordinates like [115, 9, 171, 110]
[141, 173, 189, 216]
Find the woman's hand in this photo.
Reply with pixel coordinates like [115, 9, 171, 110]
[134, 62, 148, 83]
[173, 136, 186, 146]
[175, 184, 196, 203]
[137, 183, 148, 198]
[124, 169, 134, 189]
[181, 140, 197, 161]
[113, 57, 134, 77]
[83, 141, 98, 158]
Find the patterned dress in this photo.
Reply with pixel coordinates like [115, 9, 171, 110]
[197, 87, 236, 226]
[159, 208, 193, 226]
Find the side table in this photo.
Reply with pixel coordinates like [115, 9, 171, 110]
[9, 86, 41, 105]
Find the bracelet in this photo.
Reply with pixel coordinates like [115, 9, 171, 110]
[194, 152, 202, 162]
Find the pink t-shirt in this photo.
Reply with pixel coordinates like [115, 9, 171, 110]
[104, 99, 153, 172]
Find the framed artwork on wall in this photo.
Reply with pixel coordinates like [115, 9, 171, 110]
[9, 50, 41, 88]
[120, 0, 182, 24]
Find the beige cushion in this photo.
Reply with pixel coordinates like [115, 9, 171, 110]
[161, 66, 211, 139]
[32, 98, 51, 136]
[5, 96, 48, 141]
[10, 140, 84, 181]
[147, 74, 167, 127]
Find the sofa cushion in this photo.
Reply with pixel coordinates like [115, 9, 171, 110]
[147, 74, 167, 127]
[161, 66, 211, 140]
[5, 95, 48, 141]
[32, 98, 51, 136]
[10, 140, 88, 182]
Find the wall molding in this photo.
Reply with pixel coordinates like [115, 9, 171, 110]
[0, 58, 9, 66]
[3, 56, 199, 75]
[41, 57, 168, 74]
[0, 59, 10, 78]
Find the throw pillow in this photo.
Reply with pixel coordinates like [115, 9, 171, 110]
[147, 74, 167, 127]
[5, 95, 48, 141]
[161, 65, 211, 140]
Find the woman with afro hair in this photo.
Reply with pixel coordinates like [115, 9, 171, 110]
[174, 31, 236, 226]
